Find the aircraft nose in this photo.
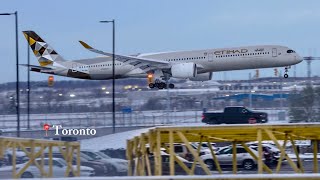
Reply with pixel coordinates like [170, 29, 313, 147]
[295, 55, 303, 64]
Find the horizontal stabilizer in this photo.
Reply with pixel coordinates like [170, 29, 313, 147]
[20, 64, 53, 70]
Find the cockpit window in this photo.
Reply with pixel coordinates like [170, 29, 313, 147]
[287, 50, 295, 53]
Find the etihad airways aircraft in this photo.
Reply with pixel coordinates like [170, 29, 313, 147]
[22, 31, 303, 89]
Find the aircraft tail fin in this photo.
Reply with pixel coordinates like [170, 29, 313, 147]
[22, 31, 65, 67]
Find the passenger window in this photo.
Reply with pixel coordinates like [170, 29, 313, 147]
[241, 108, 248, 113]
[53, 160, 63, 167]
[237, 148, 247, 154]
[36, 159, 50, 165]
[221, 148, 232, 154]
[162, 156, 170, 163]
[174, 146, 184, 153]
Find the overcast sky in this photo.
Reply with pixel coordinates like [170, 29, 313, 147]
[0, 0, 319, 83]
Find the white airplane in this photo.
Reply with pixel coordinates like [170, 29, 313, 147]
[22, 31, 303, 89]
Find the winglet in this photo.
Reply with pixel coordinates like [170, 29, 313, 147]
[79, 40, 93, 49]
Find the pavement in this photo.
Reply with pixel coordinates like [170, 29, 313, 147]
[210, 160, 319, 174]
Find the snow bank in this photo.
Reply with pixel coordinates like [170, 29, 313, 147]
[80, 128, 152, 150]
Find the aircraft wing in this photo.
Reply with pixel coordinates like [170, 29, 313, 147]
[79, 41, 170, 72]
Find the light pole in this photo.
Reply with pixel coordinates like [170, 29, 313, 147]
[27, 33, 30, 130]
[248, 73, 252, 108]
[0, 11, 20, 137]
[100, 19, 116, 133]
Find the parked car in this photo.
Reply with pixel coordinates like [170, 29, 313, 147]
[201, 146, 263, 170]
[4, 150, 29, 165]
[44, 136, 78, 142]
[249, 144, 280, 164]
[190, 142, 219, 153]
[193, 142, 217, 149]
[80, 149, 128, 176]
[44, 152, 108, 176]
[100, 148, 126, 159]
[148, 152, 206, 175]
[164, 143, 210, 161]
[202, 106, 268, 124]
[0, 158, 94, 178]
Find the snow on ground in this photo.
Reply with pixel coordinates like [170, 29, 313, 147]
[80, 127, 152, 150]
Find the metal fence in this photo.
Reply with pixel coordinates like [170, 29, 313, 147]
[0, 109, 288, 130]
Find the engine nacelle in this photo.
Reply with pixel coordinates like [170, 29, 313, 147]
[189, 72, 213, 81]
[171, 63, 197, 78]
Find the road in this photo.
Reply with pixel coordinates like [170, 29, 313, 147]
[211, 160, 319, 174]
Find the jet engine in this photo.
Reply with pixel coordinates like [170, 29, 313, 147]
[189, 72, 213, 81]
[171, 63, 197, 78]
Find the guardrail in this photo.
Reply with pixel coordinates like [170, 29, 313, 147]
[126, 124, 320, 176]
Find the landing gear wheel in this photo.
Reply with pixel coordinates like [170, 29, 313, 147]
[284, 74, 289, 78]
[169, 83, 175, 89]
[149, 83, 155, 88]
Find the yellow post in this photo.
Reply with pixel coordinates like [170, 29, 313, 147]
[264, 129, 300, 173]
[33, 145, 46, 177]
[206, 137, 222, 174]
[16, 146, 45, 178]
[156, 130, 162, 175]
[133, 137, 139, 176]
[40, 144, 45, 177]
[276, 135, 287, 173]
[289, 136, 304, 173]
[12, 143, 17, 178]
[232, 141, 237, 174]
[30, 140, 35, 167]
[0, 138, 4, 159]
[313, 140, 318, 173]
[163, 146, 192, 175]
[49, 145, 53, 177]
[169, 130, 175, 176]
[257, 129, 263, 174]
[241, 142, 272, 173]
[140, 134, 146, 176]
[191, 136, 203, 173]
[145, 153, 152, 176]
[76, 145, 81, 177]
[126, 140, 133, 176]
[176, 131, 211, 175]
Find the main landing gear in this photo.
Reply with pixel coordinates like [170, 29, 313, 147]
[284, 66, 290, 78]
[149, 79, 175, 89]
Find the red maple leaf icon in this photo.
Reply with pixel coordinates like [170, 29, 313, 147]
[43, 124, 50, 136]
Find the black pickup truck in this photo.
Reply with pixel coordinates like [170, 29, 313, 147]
[202, 106, 268, 124]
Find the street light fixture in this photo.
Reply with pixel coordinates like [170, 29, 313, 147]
[0, 11, 20, 137]
[100, 19, 116, 134]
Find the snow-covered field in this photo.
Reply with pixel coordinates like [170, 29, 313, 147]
[81, 128, 151, 150]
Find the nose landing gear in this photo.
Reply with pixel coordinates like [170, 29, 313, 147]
[284, 66, 291, 78]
